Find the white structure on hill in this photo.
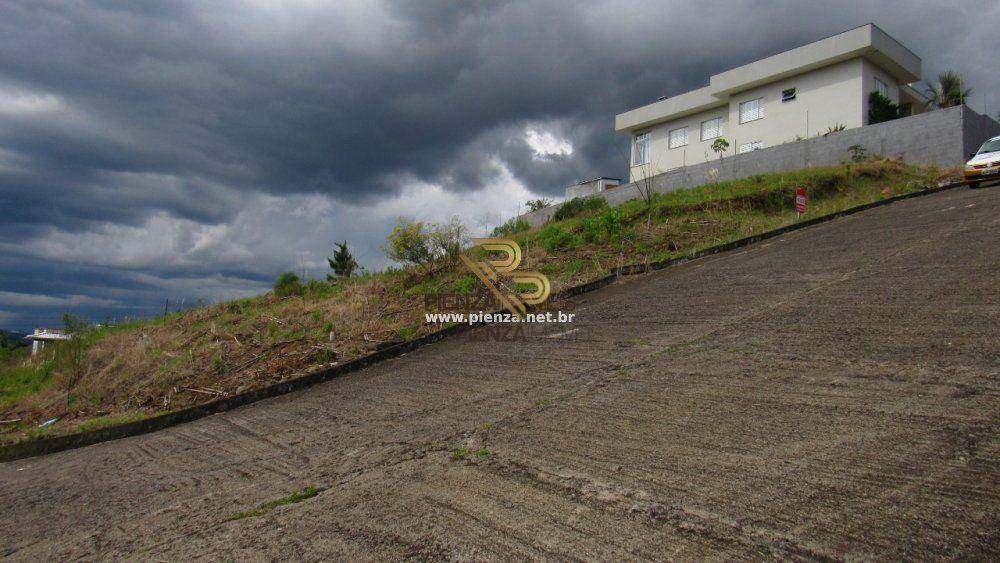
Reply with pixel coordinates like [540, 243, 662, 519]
[616, 23, 929, 182]
[25, 328, 71, 356]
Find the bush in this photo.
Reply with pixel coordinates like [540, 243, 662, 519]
[383, 217, 434, 271]
[579, 207, 624, 244]
[383, 216, 468, 272]
[868, 91, 901, 124]
[274, 271, 305, 297]
[848, 144, 868, 162]
[491, 217, 530, 237]
[429, 216, 468, 266]
[525, 198, 552, 212]
[538, 225, 580, 252]
[552, 196, 606, 221]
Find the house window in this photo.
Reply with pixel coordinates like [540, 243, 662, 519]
[874, 77, 888, 98]
[781, 88, 796, 102]
[739, 98, 763, 123]
[633, 131, 650, 165]
[700, 118, 722, 141]
[668, 127, 688, 149]
[738, 141, 763, 153]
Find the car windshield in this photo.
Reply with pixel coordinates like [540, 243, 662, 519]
[978, 138, 1000, 154]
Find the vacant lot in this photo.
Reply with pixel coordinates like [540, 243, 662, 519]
[0, 159, 950, 443]
[1, 186, 997, 560]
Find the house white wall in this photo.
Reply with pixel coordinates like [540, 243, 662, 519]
[629, 104, 728, 179]
[621, 24, 927, 183]
[630, 58, 868, 181]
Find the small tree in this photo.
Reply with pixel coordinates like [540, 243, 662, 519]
[925, 71, 971, 109]
[711, 137, 729, 164]
[429, 216, 468, 266]
[525, 198, 552, 212]
[327, 241, 358, 280]
[868, 92, 901, 124]
[383, 217, 434, 272]
[615, 139, 657, 227]
[60, 313, 93, 388]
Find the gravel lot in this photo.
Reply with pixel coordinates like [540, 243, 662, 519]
[1, 186, 997, 560]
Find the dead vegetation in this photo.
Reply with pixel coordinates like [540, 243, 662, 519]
[0, 158, 956, 444]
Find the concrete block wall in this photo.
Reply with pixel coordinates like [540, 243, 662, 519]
[523, 106, 998, 227]
[963, 106, 1000, 158]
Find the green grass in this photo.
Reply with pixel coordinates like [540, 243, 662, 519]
[227, 486, 326, 521]
[513, 159, 942, 288]
[74, 412, 156, 433]
[0, 352, 54, 406]
[0, 158, 947, 446]
[451, 447, 491, 460]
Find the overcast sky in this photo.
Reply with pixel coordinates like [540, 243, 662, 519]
[1, 0, 997, 331]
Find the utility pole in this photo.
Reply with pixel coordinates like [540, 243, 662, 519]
[163, 299, 169, 318]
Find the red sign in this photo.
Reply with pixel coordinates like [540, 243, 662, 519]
[795, 187, 807, 215]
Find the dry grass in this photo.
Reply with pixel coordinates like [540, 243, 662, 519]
[0, 159, 957, 444]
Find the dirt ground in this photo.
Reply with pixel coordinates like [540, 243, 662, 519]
[1, 186, 997, 560]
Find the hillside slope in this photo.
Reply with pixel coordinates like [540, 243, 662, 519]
[1, 184, 996, 559]
[0, 158, 953, 443]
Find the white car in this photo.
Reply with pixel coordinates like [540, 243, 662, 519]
[964, 135, 1000, 189]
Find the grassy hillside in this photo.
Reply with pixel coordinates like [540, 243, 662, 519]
[0, 158, 954, 444]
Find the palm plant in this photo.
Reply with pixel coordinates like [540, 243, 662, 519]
[711, 137, 729, 163]
[924, 71, 971, 109]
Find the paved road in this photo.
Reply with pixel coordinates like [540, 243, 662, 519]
[2, 187, 998, 560]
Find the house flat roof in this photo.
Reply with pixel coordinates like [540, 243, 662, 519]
[615, 23, 922, 133]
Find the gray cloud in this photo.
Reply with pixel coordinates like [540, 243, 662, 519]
[0, 0, 997, 329]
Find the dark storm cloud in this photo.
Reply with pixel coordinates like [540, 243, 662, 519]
[1, 0, 997, 329]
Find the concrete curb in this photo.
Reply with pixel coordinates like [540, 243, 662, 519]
[0, 181, 965, 463]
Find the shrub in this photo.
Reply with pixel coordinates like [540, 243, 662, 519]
[525, 198, 552, 212]
[491, 217, 530, 237]
[848, 144, 868, 162]
[552, 196, 606, 221]
[384, 216, 468, 272]
[538, 225, 580, 252]
[868, 91, 901, 124]
[579, 207, 623, 244]
[274, 271, 305, 297]
[383, 217, 434, 272]
[429, 216, 468, 266]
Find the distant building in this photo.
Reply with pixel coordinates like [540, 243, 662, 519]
[616, 23, 928, 182]
[565, 177, 620, 199]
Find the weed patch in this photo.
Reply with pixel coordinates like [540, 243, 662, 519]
[227, 486, 326, 521]
[553, 196, 606, 221]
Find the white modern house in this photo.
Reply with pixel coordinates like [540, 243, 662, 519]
[616, 24, 929, 181]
